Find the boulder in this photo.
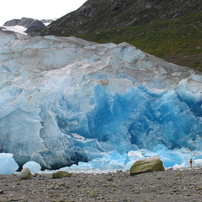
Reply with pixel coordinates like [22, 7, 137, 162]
[130, 156, 165, 175]
[52, 171, 72, 179]
[19, 167, 32, 180]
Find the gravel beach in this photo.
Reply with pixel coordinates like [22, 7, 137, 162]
[0, 168, 202, 202]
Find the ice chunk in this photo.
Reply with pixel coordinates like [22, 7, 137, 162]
[194, 159, 202, 167]
[23, 161, 42, 173]
[173, 163, 186, 170]
[0, 153, 19, 174]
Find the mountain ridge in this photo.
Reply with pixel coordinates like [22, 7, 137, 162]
[36, 0, 201, 35]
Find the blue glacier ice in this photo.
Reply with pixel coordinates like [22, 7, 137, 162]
[0, 29, 202, 171]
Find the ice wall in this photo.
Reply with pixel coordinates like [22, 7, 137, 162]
[0, 30, 201, 169]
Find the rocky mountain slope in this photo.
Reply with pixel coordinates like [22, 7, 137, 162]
[32, 0, 202, 71]
[36, 0, 201, 35]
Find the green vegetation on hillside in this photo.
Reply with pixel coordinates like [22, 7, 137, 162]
[76, 11, 202, 71]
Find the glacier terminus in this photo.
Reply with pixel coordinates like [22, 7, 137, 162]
[0, 29, 202, 171]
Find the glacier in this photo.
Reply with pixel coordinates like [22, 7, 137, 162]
[0, 29, 202, 171]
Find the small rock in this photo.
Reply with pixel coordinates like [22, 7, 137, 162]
[175, 172, 183, 177]
[19, 167, 32, 180]
[57, 182, 66, 187]
[89, 190, 99, 197]
[52, 171, 72, 179]
[106, 176, 113, 181]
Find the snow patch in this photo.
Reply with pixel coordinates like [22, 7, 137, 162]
[3, 25, 27, 35]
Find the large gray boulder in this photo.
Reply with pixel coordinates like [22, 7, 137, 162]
[130, 156, 165, 175]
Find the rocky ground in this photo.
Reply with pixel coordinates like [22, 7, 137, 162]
[0, 168, 202, 202]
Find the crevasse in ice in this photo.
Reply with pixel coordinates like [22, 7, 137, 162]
[0, 30, 201, 170]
